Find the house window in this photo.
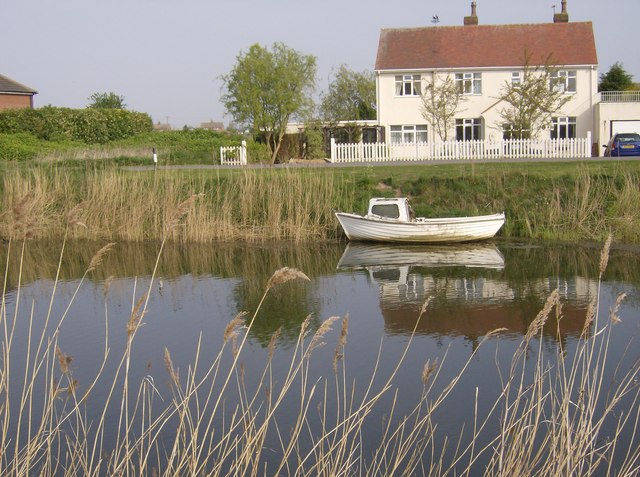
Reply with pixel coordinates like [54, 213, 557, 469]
[511, 72, 522, 85]
[390, 125, 428, 143]
[551, 117, 576, 139]
[455, 72, 482, 95]
[395, 75, 421, 96]
[456, 118, 482, 141]
[550, 70, 577, 93]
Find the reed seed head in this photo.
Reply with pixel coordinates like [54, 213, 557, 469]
[610, 292, 626, 325]
[422, 358, 439, 386]
[164, 193, 204, 236]
[164, 347, 180, 387]
[103, 275, 115, 298]
[333, 314, 349, 373]
[268, 327, 282, 362]
[55, 346, 73, 374]
[525, 289, 560, 342]
[266, 267, 310, 290]
[599, 234, 613, 276]
[582, 297, 596, 337]
[308, 316, 339, 356]
[88, 243, 116, 273]
[224, 312, 247, 343]
[127, 293, 148, 338]
[66, 201, 87, 229]
[11, 194, 39, 239]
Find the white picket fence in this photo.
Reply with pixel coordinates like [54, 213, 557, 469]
[330, 133, 592, 163]
[220, 140, 247, 165]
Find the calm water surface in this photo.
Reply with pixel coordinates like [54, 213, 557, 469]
[2, 239, 640, 474]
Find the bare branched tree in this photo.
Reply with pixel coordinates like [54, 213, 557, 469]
[420, 75, 466, 141]
[496, 53, 572, 139]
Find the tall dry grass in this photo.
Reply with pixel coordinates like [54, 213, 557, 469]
[0, 167, 355, 243]
[1, 196, 639, 474]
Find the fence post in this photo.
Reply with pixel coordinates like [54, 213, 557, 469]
[241, 140, 247, 165]
[330, 138, 336, 163]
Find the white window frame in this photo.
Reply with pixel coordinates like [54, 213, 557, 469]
[456, 118, 482, 141]
[390, 125, 428, 143]
[550, 70, 577, 93]
[395, 74, 421, 96]
[455, 72, 482, 95]
[551, 116, 576, 139]
[511, 71, 522, 85]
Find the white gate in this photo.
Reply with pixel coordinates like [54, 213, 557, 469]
[220, 140, 247, 165]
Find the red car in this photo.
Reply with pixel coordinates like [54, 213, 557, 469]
[603, 133, 640, 157]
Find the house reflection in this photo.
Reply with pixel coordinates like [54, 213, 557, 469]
[338, 243, 595, 344]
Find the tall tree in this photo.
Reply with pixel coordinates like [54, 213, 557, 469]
[420, 75, 466, 141]
[599, 62, 634, 92]
[495, 54, 572, 139]
[320, 65, 376, 143]
[87, 92, 126, 109]
[221, 42, 316, 164]
[320, 65, 376, 122]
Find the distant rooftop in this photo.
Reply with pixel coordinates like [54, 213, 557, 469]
[0, 74, 37, 95]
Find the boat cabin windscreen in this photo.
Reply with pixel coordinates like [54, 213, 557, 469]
[371, 203, 400, 219]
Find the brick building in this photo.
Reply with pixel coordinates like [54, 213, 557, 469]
[0, 74, 37, 111]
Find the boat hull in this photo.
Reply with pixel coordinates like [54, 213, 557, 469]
[335, 212, 505, 243]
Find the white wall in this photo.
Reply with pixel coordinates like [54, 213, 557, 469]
[377, 66, 598, 142]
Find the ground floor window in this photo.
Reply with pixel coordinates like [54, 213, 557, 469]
[456, 118, 482, 141]
[390, 125, 428, 143]
[551, 117, 576, 139]
[501, 123, 531, 140]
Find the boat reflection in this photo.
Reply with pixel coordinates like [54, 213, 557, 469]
[337, 243, 595, 344]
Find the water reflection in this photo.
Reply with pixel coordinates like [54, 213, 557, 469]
[336, 242, 597, 345]
[1, 239, 639, 349]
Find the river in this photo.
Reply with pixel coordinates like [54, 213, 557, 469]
[1, 239, 639, 475]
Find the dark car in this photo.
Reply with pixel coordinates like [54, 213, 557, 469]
[603, 132, 640, 157]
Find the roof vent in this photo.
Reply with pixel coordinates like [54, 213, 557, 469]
[554, 0, 569, 23]
[464, 1, 478, 26]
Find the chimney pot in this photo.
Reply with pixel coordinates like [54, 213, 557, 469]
[464, 1, 478, 26]
[554, 0, 569, 22]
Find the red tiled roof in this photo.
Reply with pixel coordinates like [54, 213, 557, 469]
[375, 22, 597, 71]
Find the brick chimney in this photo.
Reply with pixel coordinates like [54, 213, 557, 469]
[554, 0, 569, 23]
[464, 1, 478, 26]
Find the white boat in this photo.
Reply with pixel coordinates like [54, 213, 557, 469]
[335, 198, 505, 243]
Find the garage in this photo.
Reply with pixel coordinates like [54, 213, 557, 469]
[611, 120, 640, 136]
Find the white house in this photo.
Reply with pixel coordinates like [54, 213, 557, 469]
[375, 1, 600, 151]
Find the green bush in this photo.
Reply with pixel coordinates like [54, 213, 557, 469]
[0, 107, 153, 143]
[0, 133, 45, 161]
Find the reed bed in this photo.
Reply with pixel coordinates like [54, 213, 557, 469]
[0, 167, 355, 243]
[0, 196, 639, 475]
[3, 163, 640, 243]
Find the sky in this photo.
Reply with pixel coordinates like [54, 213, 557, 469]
[3, 0, 639, 129]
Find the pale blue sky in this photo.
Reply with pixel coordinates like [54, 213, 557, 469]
[3, 0, 638, 128]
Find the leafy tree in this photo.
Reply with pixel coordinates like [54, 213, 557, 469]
[87, 92, 127, 109]
[599, 62, 634, 92]
[320, 65, 376, 122]
[319, 65, 376, 143]
[420, 75, 466, 141]
[221, 42, 316, 164]
[495, 54, 571, 139]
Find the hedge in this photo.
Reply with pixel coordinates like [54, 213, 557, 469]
[0, 106, 153, 143]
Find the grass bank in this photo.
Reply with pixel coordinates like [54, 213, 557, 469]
[2, 160, 640, 243]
